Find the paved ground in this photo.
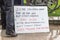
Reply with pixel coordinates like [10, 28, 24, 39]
[0, 25, 2, 40]
[1, 25, 60, 40]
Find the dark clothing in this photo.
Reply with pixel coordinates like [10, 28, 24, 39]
[0, 0, 24, 30]
[0, 0, 15, 34]
[5, 0, 15, 34]
[14, 0, 21, 5]
[0, 0, 23, 35]
[14, 0, 24, 5]
[0, 0, 6, 29]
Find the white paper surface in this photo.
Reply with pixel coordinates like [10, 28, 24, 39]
[14, 6, 49, 33]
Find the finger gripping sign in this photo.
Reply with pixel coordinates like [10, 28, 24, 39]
[14, 6, 49, 33]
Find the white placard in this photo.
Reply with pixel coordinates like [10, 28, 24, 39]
[14, 6, 49, 33]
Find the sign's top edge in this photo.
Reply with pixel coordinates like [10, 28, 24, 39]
[14, 6, 47, 7]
